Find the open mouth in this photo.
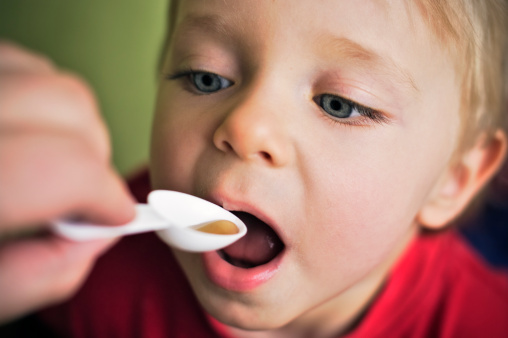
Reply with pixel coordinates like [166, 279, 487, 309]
[218, 211, 285, 269]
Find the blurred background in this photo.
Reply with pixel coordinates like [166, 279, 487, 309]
[0, 1, 167, 175]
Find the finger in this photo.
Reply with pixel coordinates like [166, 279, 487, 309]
[0, 132, 136, 229]
[0, 72, 110, 160]
[0, 234, 117, 323]
[0, 41, 55, 74]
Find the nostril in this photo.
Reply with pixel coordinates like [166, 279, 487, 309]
[221, 141, 234, 152]
[260, 151, 272, 162]
[220, 141, 272, 162]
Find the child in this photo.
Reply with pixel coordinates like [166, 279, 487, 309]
[3, 0, 508, 336]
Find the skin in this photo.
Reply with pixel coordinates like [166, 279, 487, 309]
[0, 42, 136, 324]
[0, 1, 504, 334]
[150, 0, 470, 337]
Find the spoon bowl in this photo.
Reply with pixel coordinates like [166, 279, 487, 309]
[149, 190, 247, 252]
[53, 190, 247, 252]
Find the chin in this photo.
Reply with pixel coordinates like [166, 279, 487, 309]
[201, 296, 294, 332]
[173, 208, 299, 330]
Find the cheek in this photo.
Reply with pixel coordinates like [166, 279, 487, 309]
[298, 126, 452, 272]
[301, 167, 414, 275]
[150, 92, 204, 191]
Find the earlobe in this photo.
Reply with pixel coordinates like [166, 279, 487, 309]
[417, 130, 507, 230]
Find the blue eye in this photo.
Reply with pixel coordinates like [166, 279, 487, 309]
[315, 94, 389, 125]
[191, 72, 232, 93]
[319, 94, 358, 119]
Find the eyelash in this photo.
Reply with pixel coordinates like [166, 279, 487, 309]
[166, 68, 232, 94]
[166, 67, 200, 81]
[166, 69, 389, 126]
[314, 95, 388, 126]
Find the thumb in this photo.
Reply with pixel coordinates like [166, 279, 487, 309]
[0, 235, 117, 323]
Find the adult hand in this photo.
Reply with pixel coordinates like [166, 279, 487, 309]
[0, 42, 136, 323]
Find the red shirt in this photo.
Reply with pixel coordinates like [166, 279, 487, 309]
[39, 173, 508, 337]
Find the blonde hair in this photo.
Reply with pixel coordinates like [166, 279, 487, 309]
[412, 0, 508, 152]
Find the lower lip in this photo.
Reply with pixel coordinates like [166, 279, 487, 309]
[201, 249, 284, 292]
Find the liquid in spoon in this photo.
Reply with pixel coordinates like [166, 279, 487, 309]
[193, 220, 239, 235]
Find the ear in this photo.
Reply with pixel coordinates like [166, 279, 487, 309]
[417, 130, 507, 229]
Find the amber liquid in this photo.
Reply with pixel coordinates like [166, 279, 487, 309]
[194, 220, 239, 235]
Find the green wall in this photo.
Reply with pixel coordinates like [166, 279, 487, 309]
[0, 1, 167, 175]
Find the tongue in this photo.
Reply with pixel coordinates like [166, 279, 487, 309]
[221, 212, 284, 267]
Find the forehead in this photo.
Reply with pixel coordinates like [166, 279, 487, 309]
[171, 0, 429, 53]
[171, 2, 453, 74]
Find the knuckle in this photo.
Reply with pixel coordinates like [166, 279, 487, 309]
[48, 73, 105, 130]
[0, 41, 55, 73]
[0, 133, 108, 223]
[0, 71, 109, 158]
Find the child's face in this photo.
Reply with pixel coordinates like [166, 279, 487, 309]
[152, 0, 461, 331]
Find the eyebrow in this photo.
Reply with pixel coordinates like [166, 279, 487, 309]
[173, 14, 237, 43]
[318, 36, 419, 94]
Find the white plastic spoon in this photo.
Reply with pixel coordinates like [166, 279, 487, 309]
[53, 190, 247, 252]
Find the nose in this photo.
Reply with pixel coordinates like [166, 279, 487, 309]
[212, 87, 293, 167]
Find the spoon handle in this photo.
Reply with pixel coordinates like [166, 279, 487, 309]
[53, 204, 170, 241]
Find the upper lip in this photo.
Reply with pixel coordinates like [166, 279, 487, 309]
[203, 190, 287, 246]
